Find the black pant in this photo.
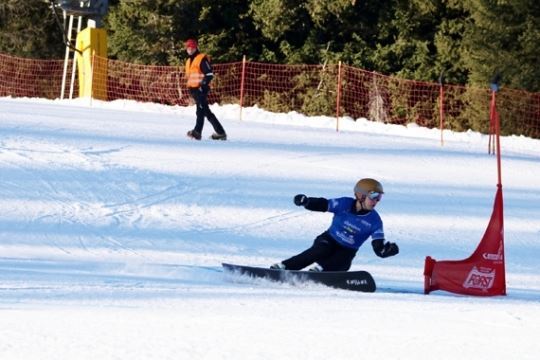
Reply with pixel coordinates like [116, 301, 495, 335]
[189, 88, 225, 135]
[282, 231, 358, 271]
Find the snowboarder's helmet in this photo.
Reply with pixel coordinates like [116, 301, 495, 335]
[354, 178, 384, 195]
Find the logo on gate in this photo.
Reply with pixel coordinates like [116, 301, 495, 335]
[482, 243, 504, 261]
[463, 266, 496, 290]
[482, 252, 503, 261]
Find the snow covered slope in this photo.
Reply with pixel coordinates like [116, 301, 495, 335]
[1, 97, 539, 359]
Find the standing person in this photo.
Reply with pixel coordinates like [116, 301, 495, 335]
[271, 178, 399, 271]
[184, 38, 227, 141]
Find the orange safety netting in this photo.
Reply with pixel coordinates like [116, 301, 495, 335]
[1, 52, 540, 139]
[0, 53, 68, 99]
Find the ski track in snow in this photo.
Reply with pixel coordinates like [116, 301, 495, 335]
[1, 97, 540, 359]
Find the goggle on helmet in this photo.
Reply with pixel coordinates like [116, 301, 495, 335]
[354, 178, 384, 201]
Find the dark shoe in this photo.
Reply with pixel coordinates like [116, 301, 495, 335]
[210, 132, 227, 141]
[187, 129, 201, 140]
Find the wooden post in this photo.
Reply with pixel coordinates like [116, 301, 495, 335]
[335, 61, 343, 132]
[239, 55, 246, 121]
[439, 84, 445, 146]
[488, 90, 499, 155]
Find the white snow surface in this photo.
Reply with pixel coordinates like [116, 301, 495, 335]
[1, 96, 539, 359]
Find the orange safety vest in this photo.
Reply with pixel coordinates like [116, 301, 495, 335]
[185, 53, 206, 88]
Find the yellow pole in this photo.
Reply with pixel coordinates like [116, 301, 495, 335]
[76, 27, 107, 99]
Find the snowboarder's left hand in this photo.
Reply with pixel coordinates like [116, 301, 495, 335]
[371, 239, 399, 258]
[294, 194, 308, 206]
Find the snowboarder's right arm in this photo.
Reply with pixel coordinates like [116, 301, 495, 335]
[293, 194, 328, 212]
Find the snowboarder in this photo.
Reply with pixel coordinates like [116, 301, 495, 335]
[184, 38, 227, 141]
[271, 178, 399, 271]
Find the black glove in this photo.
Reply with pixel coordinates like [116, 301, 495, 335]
[294, 194, 308, 207]
[372, 239, 399, 258]
[197, 78, 208, 91]
[199, 83, 209, 93]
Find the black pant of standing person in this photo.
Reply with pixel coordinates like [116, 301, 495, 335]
[189, 87, 226, 140]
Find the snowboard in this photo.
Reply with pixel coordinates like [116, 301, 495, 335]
[222, 263, 376, 292]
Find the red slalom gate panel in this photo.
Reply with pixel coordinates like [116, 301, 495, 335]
[424, 185, 506, 296]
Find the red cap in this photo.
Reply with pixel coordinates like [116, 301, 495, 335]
[185, 39, 198, 49]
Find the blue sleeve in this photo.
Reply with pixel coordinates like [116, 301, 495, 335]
[371, 215, 385, 240]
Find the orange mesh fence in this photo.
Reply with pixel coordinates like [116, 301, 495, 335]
[239, 61, 338, 115]
[92, 57, 244, 106]
[211, 62, 243, 105]
[96, 57, 185, 105]
[342, 65, 441, 127]
[1, 52, 540, 139]
[495, 87, 540, 139]
[0, 53, 72, 99]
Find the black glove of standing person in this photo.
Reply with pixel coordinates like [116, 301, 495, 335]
[199, 79, 209, 93]
[371, 239, 399, 258]
[294, 194, 308, 207]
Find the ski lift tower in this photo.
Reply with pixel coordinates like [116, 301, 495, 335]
[52, 0, 109, 100]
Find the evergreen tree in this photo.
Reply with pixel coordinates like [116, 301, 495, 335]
[304, 0, 389, 67]
[462, 0, 540, 91]
[184, 0, 262, 63]
[106, 0, 181, 64]
[433, 0, 469, 85]
[106, 0, 260, 65]
[0, 0, 64, 58]
[367, 0, 470, 84]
